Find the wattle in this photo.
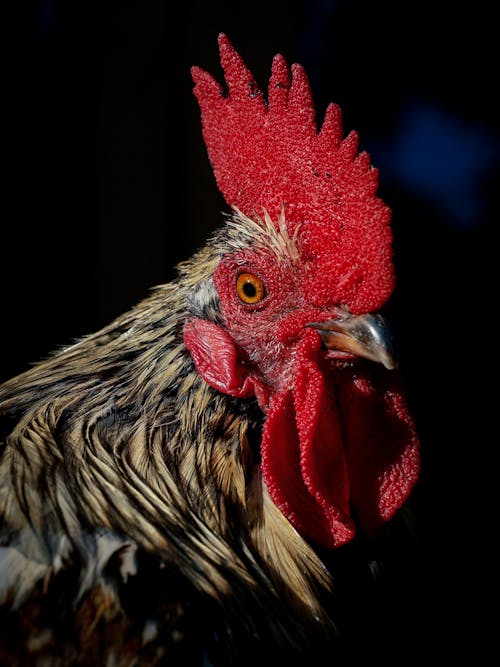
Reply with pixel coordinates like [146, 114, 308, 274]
[260, 332, 420, 548]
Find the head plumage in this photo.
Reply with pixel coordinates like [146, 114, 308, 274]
[192, 34, 395, 313]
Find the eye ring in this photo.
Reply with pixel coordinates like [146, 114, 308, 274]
[236, 272, 266, 305]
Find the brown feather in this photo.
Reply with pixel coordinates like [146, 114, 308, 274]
[0, 213, 336, 665]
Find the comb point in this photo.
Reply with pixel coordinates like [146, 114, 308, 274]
[269, 53, 291, 112]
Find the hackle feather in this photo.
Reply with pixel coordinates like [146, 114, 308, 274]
[0, 213, 335, 665]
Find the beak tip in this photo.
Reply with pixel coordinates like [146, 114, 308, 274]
[310, 313, 399, 370]
[383, 357, 398, 371]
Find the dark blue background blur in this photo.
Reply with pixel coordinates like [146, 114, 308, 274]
[1, 0, 496, 660]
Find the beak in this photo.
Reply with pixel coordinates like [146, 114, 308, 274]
[308, 312, 398, 370]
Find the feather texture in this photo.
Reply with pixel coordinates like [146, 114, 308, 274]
[0, 215, 337, 665]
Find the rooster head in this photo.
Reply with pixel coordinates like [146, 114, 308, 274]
[184, 34, 420, 549]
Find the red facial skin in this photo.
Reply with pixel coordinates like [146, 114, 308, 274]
[212, 248, 354, 399]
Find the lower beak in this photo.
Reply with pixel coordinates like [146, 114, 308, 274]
[308, 312, 398, 370]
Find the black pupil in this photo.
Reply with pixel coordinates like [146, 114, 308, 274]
[243, 280, 257, 298]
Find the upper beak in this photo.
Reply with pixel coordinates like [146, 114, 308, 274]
[308, 312, 398, 370]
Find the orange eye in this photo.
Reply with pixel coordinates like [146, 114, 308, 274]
[236, 272, 266, 305]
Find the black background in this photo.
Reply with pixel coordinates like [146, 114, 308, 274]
[2, 0, 496, 660]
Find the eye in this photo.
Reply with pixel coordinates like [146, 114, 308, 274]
[236, 272, 266, 305]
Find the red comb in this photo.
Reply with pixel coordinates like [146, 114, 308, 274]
[192, 34, 395, 313]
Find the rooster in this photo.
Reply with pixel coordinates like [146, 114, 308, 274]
[0, 34, 420, 666]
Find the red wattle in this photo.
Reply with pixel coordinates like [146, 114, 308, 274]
[260, 334, 420, 549]
[184, 317, 420, 549]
